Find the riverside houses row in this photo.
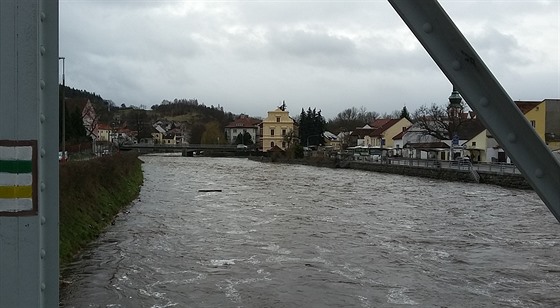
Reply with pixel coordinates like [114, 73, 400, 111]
[81, 96, 559, 162]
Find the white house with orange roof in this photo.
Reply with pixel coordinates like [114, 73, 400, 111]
[224, 114, 261, 145]
[364, 118, 412, 150]
[96, 123, 112, 142]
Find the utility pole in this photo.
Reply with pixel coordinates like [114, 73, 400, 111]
[59, 56, 66, 161]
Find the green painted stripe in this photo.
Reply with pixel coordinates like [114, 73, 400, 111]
[0, 160, 33, 173]
[0, 186, 33, 199]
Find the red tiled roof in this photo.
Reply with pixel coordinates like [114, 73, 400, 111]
[456, 119, 486, 140]
[515, 101, 540, 114]
[350, 128, 375, 136]
[368, 119, 400, 137]
[225, 115, 261, 128]
[370, 118, 392, 128]
[392, 126, 410, 140]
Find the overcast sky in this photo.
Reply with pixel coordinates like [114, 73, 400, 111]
[59, 0, 559, 120]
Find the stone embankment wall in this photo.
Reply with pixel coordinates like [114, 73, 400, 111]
[347, 161, 473, 182]
[478, 172, 531, 189]
[59, 152, 143, 266]
[346, 161, 531, 189]
[251, 157, 531, 190]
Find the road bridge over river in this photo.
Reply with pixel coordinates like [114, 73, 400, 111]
[120, 143, 257, 156]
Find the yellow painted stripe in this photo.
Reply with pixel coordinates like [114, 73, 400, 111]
[0, 186, 32, 199]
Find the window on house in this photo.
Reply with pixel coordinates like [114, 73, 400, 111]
[276, 117, 280, 122]
[282, 141, 286, 148]
[271, 129, 275, 136]
[472, 141, 476, 146]
[282, 129, 286, 136]
[530, 120, 536, 128]
[271, 142, 275, 147]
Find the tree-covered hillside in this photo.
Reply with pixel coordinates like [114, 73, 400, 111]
[59, 87, 237, 146]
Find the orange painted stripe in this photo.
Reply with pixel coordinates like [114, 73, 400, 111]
[0, 186, 32, 199]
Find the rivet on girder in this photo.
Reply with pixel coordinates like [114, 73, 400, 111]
[507, 133, 517, 143]
[40, 249, 46, 259]
[535, 168, 544, 178]
[40, 182, 46, 192]
[41, 216, 46, 225]
[423, 23, 433, 33]
[41, 283, 46, 291]
[40, 46, 46, 56]
[40, 80, 46, 89]
[40, 148, 46, 157]
[40, 114, 46, 124]
[452, 61, 461, 71]
[40, 12, 46, 22]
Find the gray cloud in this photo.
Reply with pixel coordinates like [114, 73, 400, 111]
[59, 0, 559, 120]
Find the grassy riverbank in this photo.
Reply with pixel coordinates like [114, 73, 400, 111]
[59, 152, 143, 266]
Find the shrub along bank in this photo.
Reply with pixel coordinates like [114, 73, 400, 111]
[59, 152, 143, 266]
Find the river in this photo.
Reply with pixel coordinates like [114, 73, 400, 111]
[60, 155, 560, 307]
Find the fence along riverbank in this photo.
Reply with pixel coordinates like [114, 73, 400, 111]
[250, 156, 531, 190]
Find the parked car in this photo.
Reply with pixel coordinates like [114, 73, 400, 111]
[451, 157, 471, 166]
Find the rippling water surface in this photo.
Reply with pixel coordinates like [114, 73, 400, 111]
[60, 155, 560, 307]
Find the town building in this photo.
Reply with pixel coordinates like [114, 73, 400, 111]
[365, 118, 412, 149]
[261, 103, 297, 152]
[224, 114, 261, 145]
[96, 123, 111, 142]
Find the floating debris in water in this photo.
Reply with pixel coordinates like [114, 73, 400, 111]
[198, 189, 222, 192]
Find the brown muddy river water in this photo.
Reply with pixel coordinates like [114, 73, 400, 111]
[60, 155, 560, 307]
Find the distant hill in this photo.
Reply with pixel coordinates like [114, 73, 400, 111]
[151, 99, 234, 125]
[59, 87, 241, 145]
[150, 99, 235, 143]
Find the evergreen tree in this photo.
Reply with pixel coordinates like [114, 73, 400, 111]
[235, 131, 253, 145]
[299, 107, 326, 147]
[400, 106, 411, 121]
[67, 108, 87, 144]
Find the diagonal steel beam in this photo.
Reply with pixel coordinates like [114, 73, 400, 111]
[388, 0, 560, 222]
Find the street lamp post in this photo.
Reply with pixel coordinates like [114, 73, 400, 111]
[59, 56, 66, 161]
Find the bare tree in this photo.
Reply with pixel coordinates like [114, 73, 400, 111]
[327, 106, 379, 133]
[412, 101, 469, 140]
[283, 129, 299, 149]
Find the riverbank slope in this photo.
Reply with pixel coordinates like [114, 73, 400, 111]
[59, 153, 143, 266]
